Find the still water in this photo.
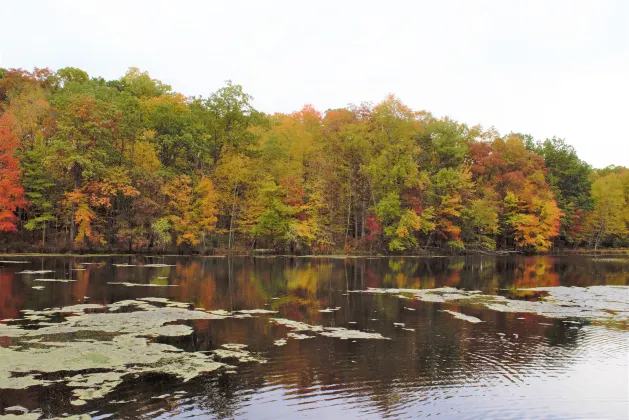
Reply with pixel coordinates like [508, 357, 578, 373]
[0, 255, 628, 419]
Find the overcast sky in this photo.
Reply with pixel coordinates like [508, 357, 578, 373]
[2, 0, 627, 168]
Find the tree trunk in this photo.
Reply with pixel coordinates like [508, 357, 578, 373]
[228, 185, 238, 250]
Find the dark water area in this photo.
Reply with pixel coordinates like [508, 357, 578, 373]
[0, 255, 628, 419]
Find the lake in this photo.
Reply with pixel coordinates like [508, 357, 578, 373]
[0, 255, 628, 419]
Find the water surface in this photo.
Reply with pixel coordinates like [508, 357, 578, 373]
[0, 255, 628, 419]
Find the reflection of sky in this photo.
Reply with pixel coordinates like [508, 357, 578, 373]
[179, 327, 628, 419]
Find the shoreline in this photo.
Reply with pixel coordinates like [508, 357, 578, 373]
[0, 249, 627, 258]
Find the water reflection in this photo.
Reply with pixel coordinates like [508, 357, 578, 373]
[0, 255, 627, 419]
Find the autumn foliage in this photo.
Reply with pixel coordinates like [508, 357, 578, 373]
[0, 113, 28, 231]
[0, 66, 626, 252]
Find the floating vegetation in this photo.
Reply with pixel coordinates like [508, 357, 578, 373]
[107, 282, 177, 287]
[208, 309, 231, 316]
[67, 372, 124, 406]
[590, 258, 629, 263]
[320, 328, 390, 340]
[318, 307, 341, 313]
[16, 270, 54, 274]
[222, 343, 248, 350]
[212, 348, 265, 363]
[441, 310, 483, 324]
[271, 318, 324, 332]
[237, 309, 278, 314]
[4, 405, 29, 414]
[0, 298, 266, 407]
[2, 413, 41, 420]
[271, 318, 389, 340]
[287, 332, 314, 340]
[34, 278, 76, 283]
[274, 339, 287, 346]
[352, 286, 629, 322]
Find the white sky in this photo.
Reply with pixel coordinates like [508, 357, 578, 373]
[2, 0, 627, 168]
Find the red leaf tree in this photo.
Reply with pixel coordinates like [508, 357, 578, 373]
[0, 113, 28, 231]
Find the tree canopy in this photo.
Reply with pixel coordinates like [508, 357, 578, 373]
[0, 67, 626, 253]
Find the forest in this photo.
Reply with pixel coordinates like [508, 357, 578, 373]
[0, 67, 627, 254]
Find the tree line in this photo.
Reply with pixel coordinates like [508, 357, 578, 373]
[0, 67, 627, 253]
